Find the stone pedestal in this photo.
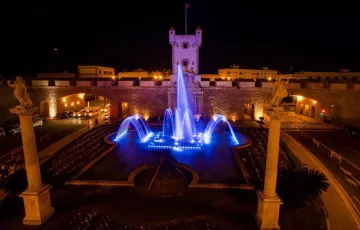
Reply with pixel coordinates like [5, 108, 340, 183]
[10, 106, 54, 225]
[20, 184, 55, 225]
[256, 191, 282, 230]
[256, 107, 283, 229]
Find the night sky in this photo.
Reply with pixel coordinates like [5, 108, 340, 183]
[1, 1, 360, 77]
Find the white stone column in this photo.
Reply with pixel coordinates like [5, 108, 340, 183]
[256, 109, 283, 230]
[10, 106, 54, 225]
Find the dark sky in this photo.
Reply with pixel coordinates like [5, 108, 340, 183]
[1, 1, 360, 77]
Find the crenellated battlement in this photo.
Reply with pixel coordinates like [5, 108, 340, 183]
[2, 79, 360, 90]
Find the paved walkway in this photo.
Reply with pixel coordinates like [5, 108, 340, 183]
[281, 131, 360, 230]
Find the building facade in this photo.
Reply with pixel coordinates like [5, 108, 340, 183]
[169, 26, 202, 75]
[118, 71, 149, 80]
[78, 66, 115, 79]
[218, 65, 278, 81]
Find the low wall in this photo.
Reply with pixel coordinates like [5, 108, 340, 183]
[32, 80, 49, 86]
[238, 82, 255, 88]
[215, 81, 232, 87]
[55, 80, 70, 87]
[76, 81, 92, 86]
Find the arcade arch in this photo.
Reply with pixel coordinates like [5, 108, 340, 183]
[39, 93, 111, 118]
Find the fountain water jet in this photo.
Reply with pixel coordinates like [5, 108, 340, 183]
[203, 114, 239, 145]
[162, 108, 175, 138]
[115, 114, 153, 142]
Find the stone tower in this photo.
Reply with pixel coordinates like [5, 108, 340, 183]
[169, 26, 202, 75]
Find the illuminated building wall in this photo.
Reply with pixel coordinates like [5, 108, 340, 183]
[78, 65, 115, 79]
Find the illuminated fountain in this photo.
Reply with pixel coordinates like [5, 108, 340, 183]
[115, 114, 153, 142]
[115, 65, 239, 150]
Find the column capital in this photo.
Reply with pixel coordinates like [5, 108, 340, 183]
[10, 106, 38, 116]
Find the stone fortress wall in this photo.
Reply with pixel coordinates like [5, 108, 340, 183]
[1, 78, 360, 125]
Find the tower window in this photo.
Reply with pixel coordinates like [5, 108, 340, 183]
[182, 60, 188, 66]
[183, 43, 189, 49]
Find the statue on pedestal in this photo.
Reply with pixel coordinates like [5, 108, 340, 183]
[7, 76, 33, 108]
[270, 78, 289, 107]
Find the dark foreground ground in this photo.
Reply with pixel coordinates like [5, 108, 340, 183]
[0, 185, 327, 230]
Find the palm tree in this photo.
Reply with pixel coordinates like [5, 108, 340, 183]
[277, 168, 329, 207]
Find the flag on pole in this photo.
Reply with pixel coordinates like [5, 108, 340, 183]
[186, 3, 191, 8]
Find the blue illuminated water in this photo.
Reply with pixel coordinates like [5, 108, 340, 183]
[115, 65, 240, 149]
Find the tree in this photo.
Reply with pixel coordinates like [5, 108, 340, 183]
[277, 168, 330, 207]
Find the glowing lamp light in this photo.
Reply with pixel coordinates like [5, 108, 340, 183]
[62, 98, 66, 103]
[79, 93, 85, 99]
[77, 101, 80, 105]
[135, 114, 140, 120]
[144, 115, 149, 121]
[320, 113, 324, 116]
[313, 100, 317, 105]
[321, 109, 326, 113]
[227, 77, 231, 81]
[71, 102, 74, 106]
[154, 76, 158, 79]
[297, 95, 303, 101]
[64, 103, 68, 107]
[268, 77, 272, 81]
[112, 76, 115, 80]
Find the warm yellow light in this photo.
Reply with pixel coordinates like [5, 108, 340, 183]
[154, 76, 158, 79]
[268, 77, 272, 81]
[79, 93, 85, 99]
[71, 102, 74, 106]
[77, 101, 80, 105]
[212, 115, 217, 121]
[313, 100, 317, 105]
[297, 95, 303, 101]
[144, 115, 149, 121]
[159, 76, 163, 79]
[112, 76, 115, 80]
[227, 77, 231, 81]
[49, 101, 57, 118]
[232, 116, 236, 122]
[62, 98, 66, 102]
[64, 103, 68, 107]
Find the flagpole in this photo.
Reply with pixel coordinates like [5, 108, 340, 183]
[185, 2, 187, 34]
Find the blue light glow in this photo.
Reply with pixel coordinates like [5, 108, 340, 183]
[115, 66, 240, 150]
